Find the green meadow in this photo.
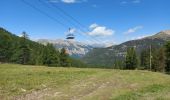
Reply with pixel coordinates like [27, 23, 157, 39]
[0, 64, 170, 100]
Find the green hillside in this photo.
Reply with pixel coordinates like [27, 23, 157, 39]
[0, 27, 86, 68]
[1, 64, 170, 100]
[82, 30, 170, 67]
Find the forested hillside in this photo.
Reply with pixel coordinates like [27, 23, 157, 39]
[82, 30, 170, 67]
[38, 39, 94, 58]
[0, 27, 86, 67]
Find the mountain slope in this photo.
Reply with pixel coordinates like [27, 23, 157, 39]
[38, 39, 94, 58]
[82, 30, 170, 67]
[147, 30, 170, 40]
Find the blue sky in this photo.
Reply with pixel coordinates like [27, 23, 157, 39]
[1, 0, 170, 45]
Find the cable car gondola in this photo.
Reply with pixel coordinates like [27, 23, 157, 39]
[66, 28, 75, 40]
[66, 34, 75, 39]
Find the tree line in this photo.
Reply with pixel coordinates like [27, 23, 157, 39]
[0, 28, 86, 67]
[1, 27, 170, 72]
[116, 42, 170, 74]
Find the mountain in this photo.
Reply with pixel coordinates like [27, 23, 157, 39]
[0, 27, 55, 65]
[147, 30, 170, 40]
[82, 30, 170, 67]
[38, 39, 94, 58]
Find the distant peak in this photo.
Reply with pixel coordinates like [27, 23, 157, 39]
[154, 30, 170, 36]
[159, 30, 170, 35]
[161, 30, 170, 35]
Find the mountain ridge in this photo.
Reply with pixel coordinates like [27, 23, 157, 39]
[38, 39, 94, 58]
[82, 30, 170, 67]
[145, 30, 170, 40]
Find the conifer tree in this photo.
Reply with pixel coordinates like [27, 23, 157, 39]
[165, 41, 170, 73]
[125, 47, 138, 70]
[60, 48, 71, 67]
[140, 49, 150, 70]
[0, 31, 12, 62]
[12, 32, 30, 64]
[157, 48, 165, 72]
[21, 32, 30, 64]
[151, 48, 165, 72]
[42, 43, 60, 67]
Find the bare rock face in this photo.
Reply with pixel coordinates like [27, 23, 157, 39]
[146, 30, 170, 40]
[38, 39, 94, 58]
[162, 30, 170, 35]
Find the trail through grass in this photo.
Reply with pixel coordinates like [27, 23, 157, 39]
[0, 64, 170, 100]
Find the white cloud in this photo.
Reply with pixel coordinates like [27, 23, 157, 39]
[87, 24, 115, 36]
[61, 0, 76, 3]
[120, 0, 141, 4]
[135, 35, 149, 39]
[49, 0, 86, 4]
[69, 28, 76, 33]
[124, 26, 143, 34]
[85, 39, 116, 48]
[89, 23, 98, 29]
[130, 35, 149, 40]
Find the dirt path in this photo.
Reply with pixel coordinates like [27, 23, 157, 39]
[12, 73, 118, 100]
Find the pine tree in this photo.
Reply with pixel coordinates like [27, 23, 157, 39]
[140, 49, 150, 70]
[158, 48, 165, 72]
[151, 48, 165, 72]
[20, 32, 31, 64]
[114, 60, 124, 69]
[125, 47, 138, 70]
[0, 31, 12, 62]
[152, 49, 159, 72]
[42, 43, 60, 67]
[165, 41, 170, 73]
[34, 45, 45, 65]
[60, 48, 71, 67]
[11, 32, 31, 64]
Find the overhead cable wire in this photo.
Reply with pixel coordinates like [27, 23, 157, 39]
[21, 0, 69, 29]
[46, 0, 102, 43]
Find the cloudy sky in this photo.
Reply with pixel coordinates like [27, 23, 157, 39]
[1, 0, 170, 45]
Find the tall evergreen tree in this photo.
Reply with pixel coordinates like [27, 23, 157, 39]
[114, 59, 124, 69]
[20, 32, 31, 64]
[165, 41, 170, 73]
[60, 48, 71, 67]
[140, 49, 150, 70]
[157, 48, 165, 72]
[42, 43, 60, 67]
[11, 32, 31, 64]
[152, 49, 159, 72]
[0, 31, 12, 62]
[125, 47, 138, 70]
[152, 48, 165, 72]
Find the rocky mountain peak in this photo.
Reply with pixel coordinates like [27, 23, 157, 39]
[38, 39, 94, 58]
[146, 30, 170, 40]
[161, 30, 170, 35]
[155, 30, 170, 36]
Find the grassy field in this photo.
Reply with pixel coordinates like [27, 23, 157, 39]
[0, 64, 170, 100]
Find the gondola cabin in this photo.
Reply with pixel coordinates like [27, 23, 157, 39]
[66, 34, 75, 40]
[66, 28, 75, 40]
